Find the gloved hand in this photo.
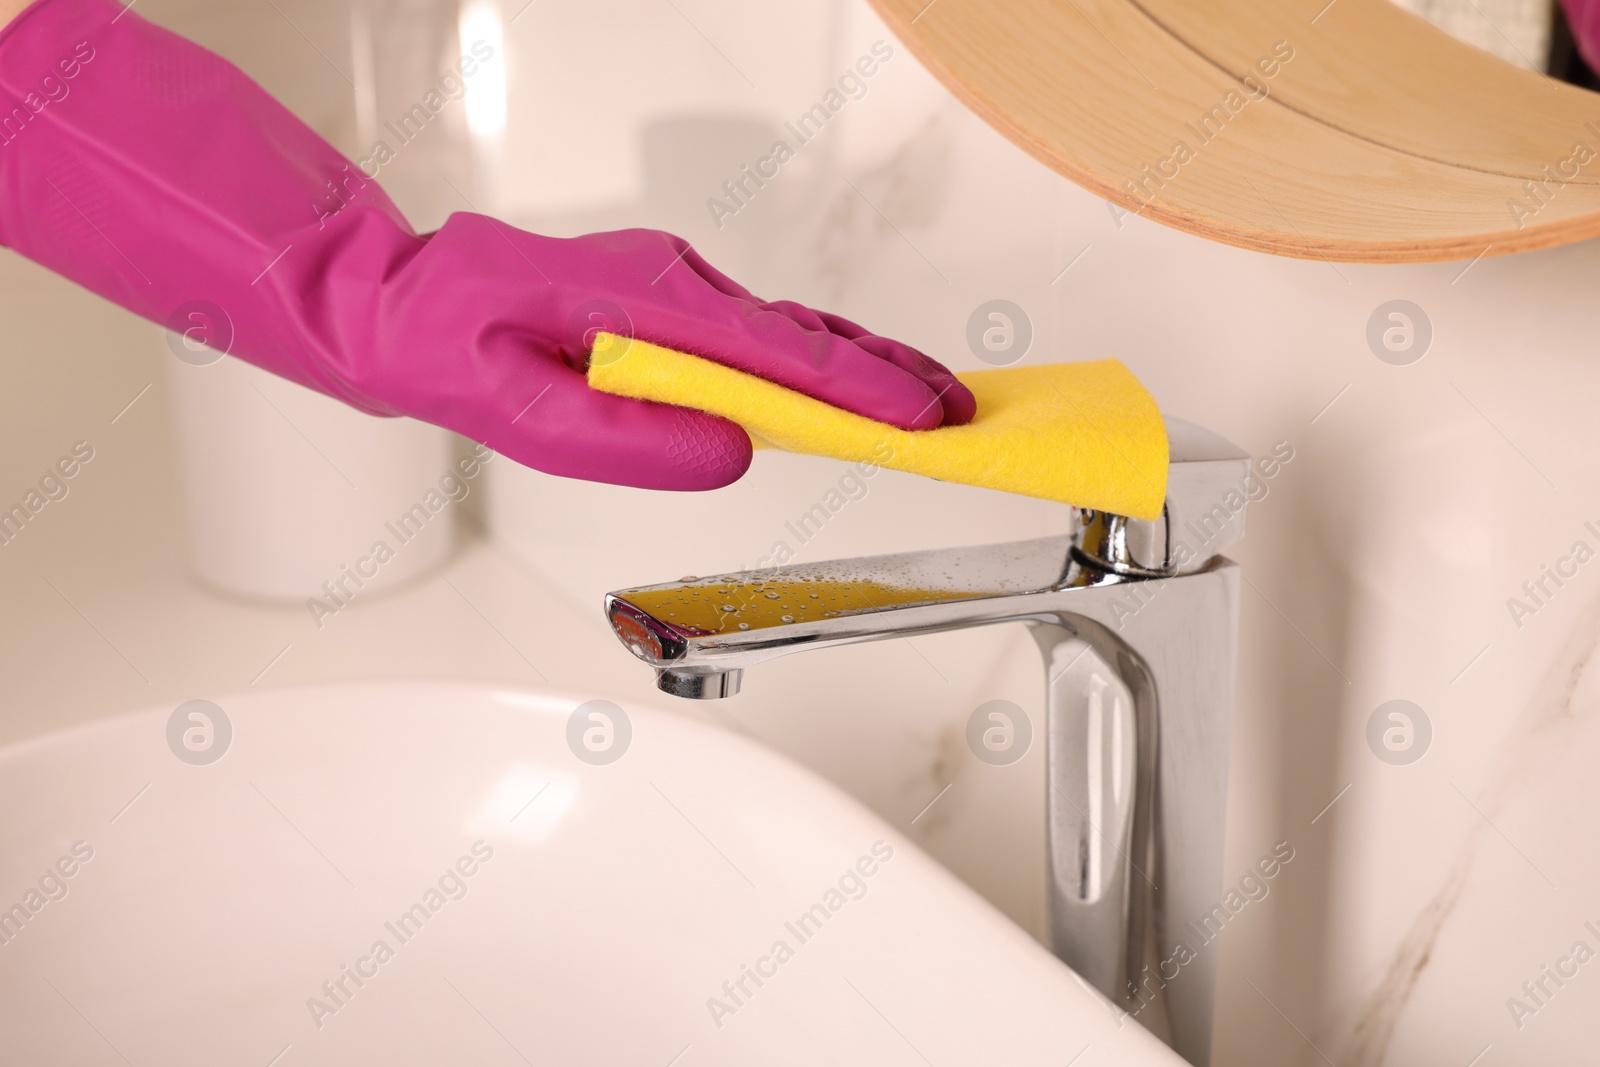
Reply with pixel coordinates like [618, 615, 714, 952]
[1564, 0, 1600, 76]
[0, 0, 974, 490]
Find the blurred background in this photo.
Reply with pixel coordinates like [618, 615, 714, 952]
[3, 0, 1600, 1063]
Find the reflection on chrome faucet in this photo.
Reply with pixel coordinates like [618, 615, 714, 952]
[603, 419, 1253, 1067]
[1122, 840, 1296, 1027]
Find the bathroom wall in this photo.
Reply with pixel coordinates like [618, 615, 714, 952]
[0, 1, 1597, 1065]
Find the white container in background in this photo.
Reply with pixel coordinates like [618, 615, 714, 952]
[156, 0, 476, 605]
[165, 342, 454, 603]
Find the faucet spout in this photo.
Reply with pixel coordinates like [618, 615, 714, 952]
[601, 418, 1250, 1066]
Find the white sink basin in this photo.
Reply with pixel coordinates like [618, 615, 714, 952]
[0, 682, 1186, 1065]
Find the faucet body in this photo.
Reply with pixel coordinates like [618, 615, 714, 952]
[604, 420, 1250, 1066]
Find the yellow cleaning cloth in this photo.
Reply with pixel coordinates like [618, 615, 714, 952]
[587, 333, 1168, 520]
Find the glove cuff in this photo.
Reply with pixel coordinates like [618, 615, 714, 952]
[0, 0, 419, 411]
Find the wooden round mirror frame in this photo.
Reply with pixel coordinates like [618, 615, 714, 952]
[870, 0, 1600, 262]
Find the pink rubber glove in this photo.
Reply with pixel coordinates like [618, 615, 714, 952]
[1564, 0, 1600, 74]
[0, 0, 974, 491]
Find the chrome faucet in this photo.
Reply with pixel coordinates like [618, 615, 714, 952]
[603, 419, 1250, 1067]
